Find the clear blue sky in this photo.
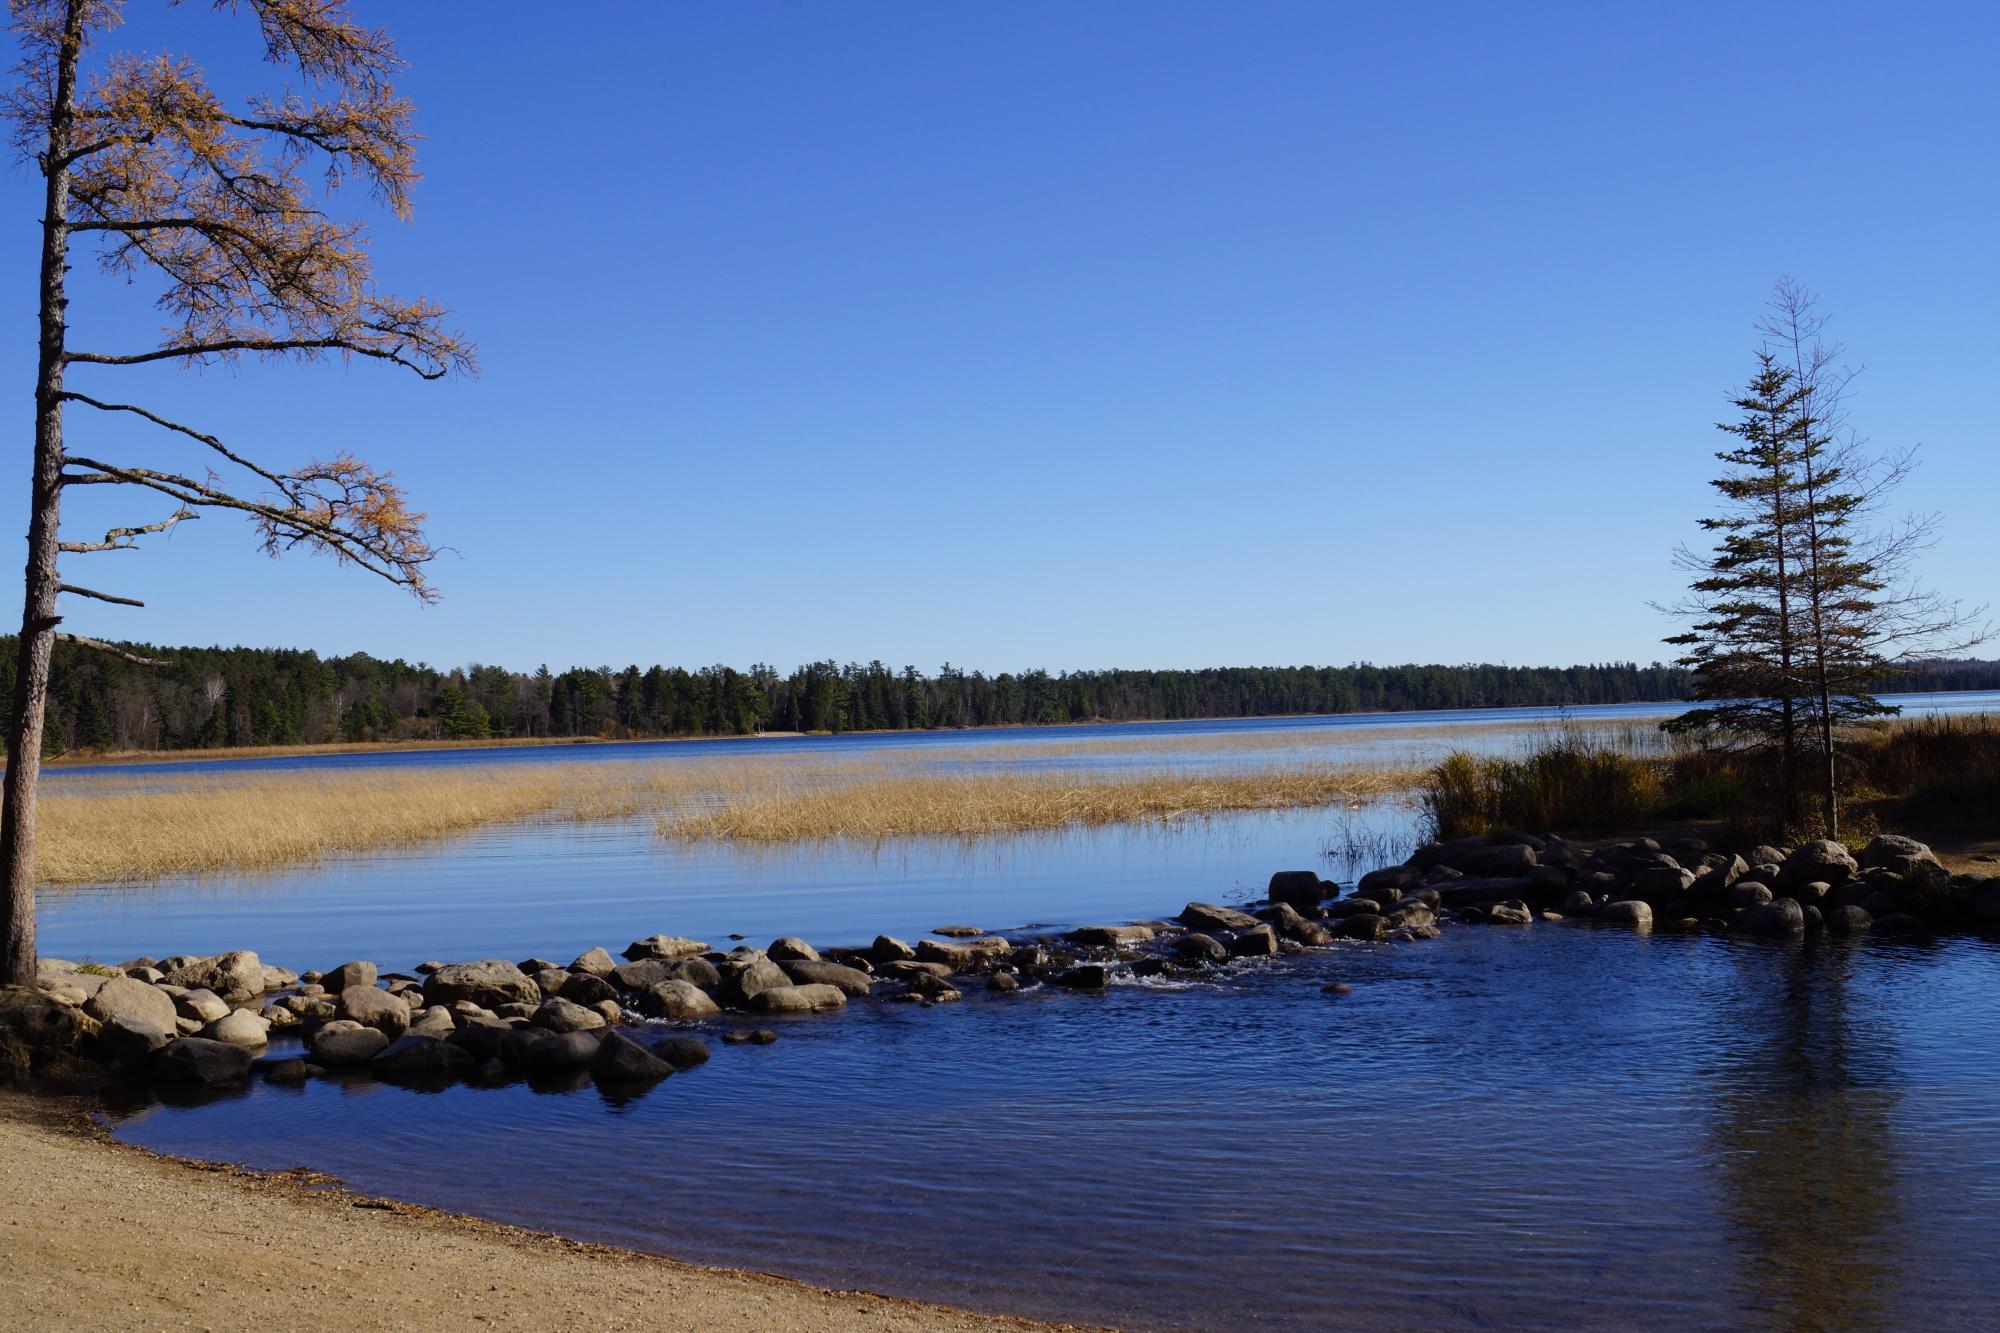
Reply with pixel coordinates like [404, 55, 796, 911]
[12, 1, 1996, 675]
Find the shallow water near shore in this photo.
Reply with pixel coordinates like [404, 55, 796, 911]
[47, 695, 2000, 1331]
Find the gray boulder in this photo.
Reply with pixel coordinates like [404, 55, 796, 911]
[1729, 881, 1774, 911]
[373, 1034, 475, 1077]
[779, 960, 874, 997]
[339, 985, 411, 1039]
[1178, 902, 1260, 932]
[591, 1031, 675, 1082]
[1230, 924, 1281, 955]
[1267, 870, 1328, 912]
[716, 959, 792, 1007]
[532, 997, 606, 1032]
[638, 979, 721, 1021]
[1486, 901, 1534, 926]
[1860, 834, 1939, 877]
[558, 972, 619, 1007]
[174, 989, 230, 1025]
[869, 935, 916, 964]
[84, 976, 177, 1032]
[767, 936, 821, 963]
[1597, 900, 1653, 928]
[323, 960, 377, 992]
[200, 1009, 270, 1048]
[1826, 904, 1874, 935]
[521, 1029, 601, 1075]
[1175, 932, 1229, 963]
[569, 947, 617, 976]
[610, 959, 672, 991]
[96, 1012, 175, 1065]
[1743, 898, 1807, 936]
[749, 983, 847, 1014]
[622, 935, 708, 962]
[1783, 839, 1857, 887]
[652, 1035, 710, 1070]
[162, 951, 265, 1003]
[1068, 924, 1156, 948]
[422, 960, 540, 1010]
[310, 1021, 390, 1068]
[151, 1036, 254, 1086]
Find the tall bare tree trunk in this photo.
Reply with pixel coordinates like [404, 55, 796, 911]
[0, 2, 82, 986]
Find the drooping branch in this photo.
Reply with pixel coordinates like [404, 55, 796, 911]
[65, 454, 435, 600]
[58, 506, 199, 553]
[53, 632, 168, 667]
[61, 390, 292, 487]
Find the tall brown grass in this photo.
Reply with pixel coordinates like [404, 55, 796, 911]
[659, 764, 1418, 843]
[1422, 739, 1666, 841]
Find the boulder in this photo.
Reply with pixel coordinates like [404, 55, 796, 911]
[1729, 882, 1774, 911]
[1356, 864, 1424, 898]
[200, 1009, 270, 1048]
[1229, 924, 1280, 956]
[664, 957, 721, 989]
[422, 960, 540, 1010]
[161, 951, 265, 1003]
[869, 935, 916, 964]
[1486, 901, 1534, 926]
[749, 983, 847, 1014]
[261, 1058, 316, 1083]
[150, 1036, 253, 1086]
[84, 976, 177, 1032]
[622, 935, 708, 962]
[767, 936, 821, 963]
[310, 1022, 390, 1068]
[900, 971, 961, 1001]
[520, 1030, 602, 1075]
[1056, 964, 1112, 990]
[988, 972, 1021, 992]
[723, 1028, 779, 1046]
[1826, 904, 1873, 935]
[652, 1036, 710, 1070]
[323, 960, 377, 992]
[1456, 843, 1538, 877]
[0, 985, 90, 1068]
[558, 972, 620, 1007]
[1068, 924, 1156, 948]
[339, 985, 411, 1039]
[373, 1034, 474, 1077]
[637, 980, 721, 1022]
[1331, 914, 1389, 942]
[1562, 890, 1598, 916]
[174, 989, 230, 1025]
[1176, 932, 1229, 963]
[1743, 898, 1807, 936]
[1597, 900, 1653, 928]
[610, 959, 672, 991]
[569, 947, 618, 976]
[1783, 839, 1857, 888]
[1178, 902, 1261, 932]
[716, 959, 792, 1008]
[931, 924, 983, 938]
[1859, 834, 1939, 877]
[1267, 870, 1328, 912]
[96, 1012, 175, 1065]
[532, 997, 606, 1032]
[779, 960, 873, 997]
[591, 1031, 674, 1082]
[408, 1007, 455, 1037]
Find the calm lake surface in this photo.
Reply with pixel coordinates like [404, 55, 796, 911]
[51, 694, 2000, 1331]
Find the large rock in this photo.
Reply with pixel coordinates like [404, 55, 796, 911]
[310, 1021, 390, 1068]
[520, 1029, 601, 1075]
[151, 1036, 253, 1086]
[749, 983, 847, 1014]
[779, 960, 873, 997]
[1175, 932, 1229, 963]
[591, 1031, 674, 1082]
[558, 972, 620, 1007]
[323, 960, 377, 992]
[1178, 902, 1261, 932]
[1743, 898, 1807, 936]
[1230, 924, 1282, 954]
[914, 937, 1011, 969]
[1068, 924, 1156, 948]
[373, 1034, 474, 1077]
[1859, 834, 1939, 877]
[767, 936, 821, 963]
[622, 935, 708, 962]
[1267, 870, 1328, 912]
[637, 980, 721, 1021]
[1485, 901, 1534, 926]
[1355, 864, 1424, 898]
[96, 1012, 175, 1064]
[652, 1035, 710, 1070]
[1729, 881, 1774, 911]
[338, 985, 411, 1039]
[162, 951, 265, 1003]
[569, 947, 617, 976]
[532, 997, 607, 1032]
[83, 976, 177, 1032]
[869, 935, 916, 964]
[1455, 843, 1538, 877]
[0, 985, 89, 1068]
[1826, 904, 1873, 935]
[174, 989, 230, 1025]
[610, 959, 672, 991]
[1597, 900, 1653, 928]
[1783, 839, 1857, 888]
[1331, 914, 1388, 942]
[421, 960, 540, 1010]
[200, 1009, 271, 1048]
[716, 959, 792, 1008]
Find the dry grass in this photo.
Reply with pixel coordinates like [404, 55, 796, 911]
[659, 763, 1419, 844]
[36, 762, 701, 885]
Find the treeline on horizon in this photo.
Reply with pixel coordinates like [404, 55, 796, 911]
[11, 639, 2000, 756]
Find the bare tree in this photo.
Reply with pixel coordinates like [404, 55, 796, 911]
[0, 0, 472, 985]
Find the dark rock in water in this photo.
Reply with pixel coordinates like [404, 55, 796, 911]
[1356, 865, 1424, 898]
[767, 936, 821, 963]
[1632, 865, 1697, 900]
[1322, 982, 1353, 995]
[1057, 964, 1112, 991]
[339, 984, 411, 1039]
[323, 960, 377, 992]
[638, 980, 721, 1021]
[151, 1036, 253, 1086]
[1388, 904, 1436, 931]
[422, 960, 540, 1010]
[1860, 834, 1938, 877]
[1803, 904, 1824, 932]
[516, 958, 560, 975]
[558, 972, 620, 1007]
[622, 935, 708, 962]
[1229, 925, 1280, 956]
[96, 1013, 175, 1065]
[610, 959, 671, 991]
[1455, 843, 1538, 877]
[651, 1035, 711, 1070]
[1486, 901, 1533, 926]
[665, 957, 721, 989]
[1009, 945, 1049, 971]
[533, 997, 608, 1032]
[780, 960, 874, 997]
[716, 959, 792, 1008]
[1597, 900, 1653, 928]
[1871, 912, 1930, 935]
[870, 935, 917, 963]
[1176, 933, 1229, 964]
[521, 1029, 602, 1074]
[261, 1058, 316, 1083]
[161, 950, 265, 1003]
[1332, 914, 1388, 942]
[1729, 882, 1774, 911]
[311, 1022, 389, 1068]
[932, 925, 982, 938]
[1179, 902, 1261, 932]
[1267, 870, 1328, 912]
[1562, 890, 1598, 916]
[1782, 839, 1857, 889]
[374, 1034, 475, 1077]
[901, 971, 961, 1001]
[445, 1023, 509, 1062]
[1069, 924, 1157, 947]
[723, 1028, 778, 1045]
[591, 1031, 674, 1082]
[1742, 898, 1806, 936]
[1826, 904, 1874, 935]
[750, 983, 847, 1014]
[988, 972, 1021, 993]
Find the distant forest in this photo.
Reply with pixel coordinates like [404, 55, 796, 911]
[10, 640, 2000, 755]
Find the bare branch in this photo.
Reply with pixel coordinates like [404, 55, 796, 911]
[62, 390, 292, 489]
[53, 633, 168, 668]
[58, 506, 198, 553]
[57, 583, 145, 607]
[67, 334, 454, 379]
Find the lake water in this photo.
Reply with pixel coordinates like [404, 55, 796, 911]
[51, 694, 2000, 1331]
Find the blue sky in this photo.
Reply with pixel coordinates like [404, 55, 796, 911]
[13, 1, 1996, 674]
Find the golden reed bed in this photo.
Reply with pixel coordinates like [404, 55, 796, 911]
[38, 756, 1418, 885]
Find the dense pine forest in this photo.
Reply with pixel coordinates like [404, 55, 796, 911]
[10, 638, 2000, 755]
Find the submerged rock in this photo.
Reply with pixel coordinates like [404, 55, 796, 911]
[591, 1031, 674, 1082]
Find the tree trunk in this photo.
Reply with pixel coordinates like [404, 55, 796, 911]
[0, 2, 83, 987]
